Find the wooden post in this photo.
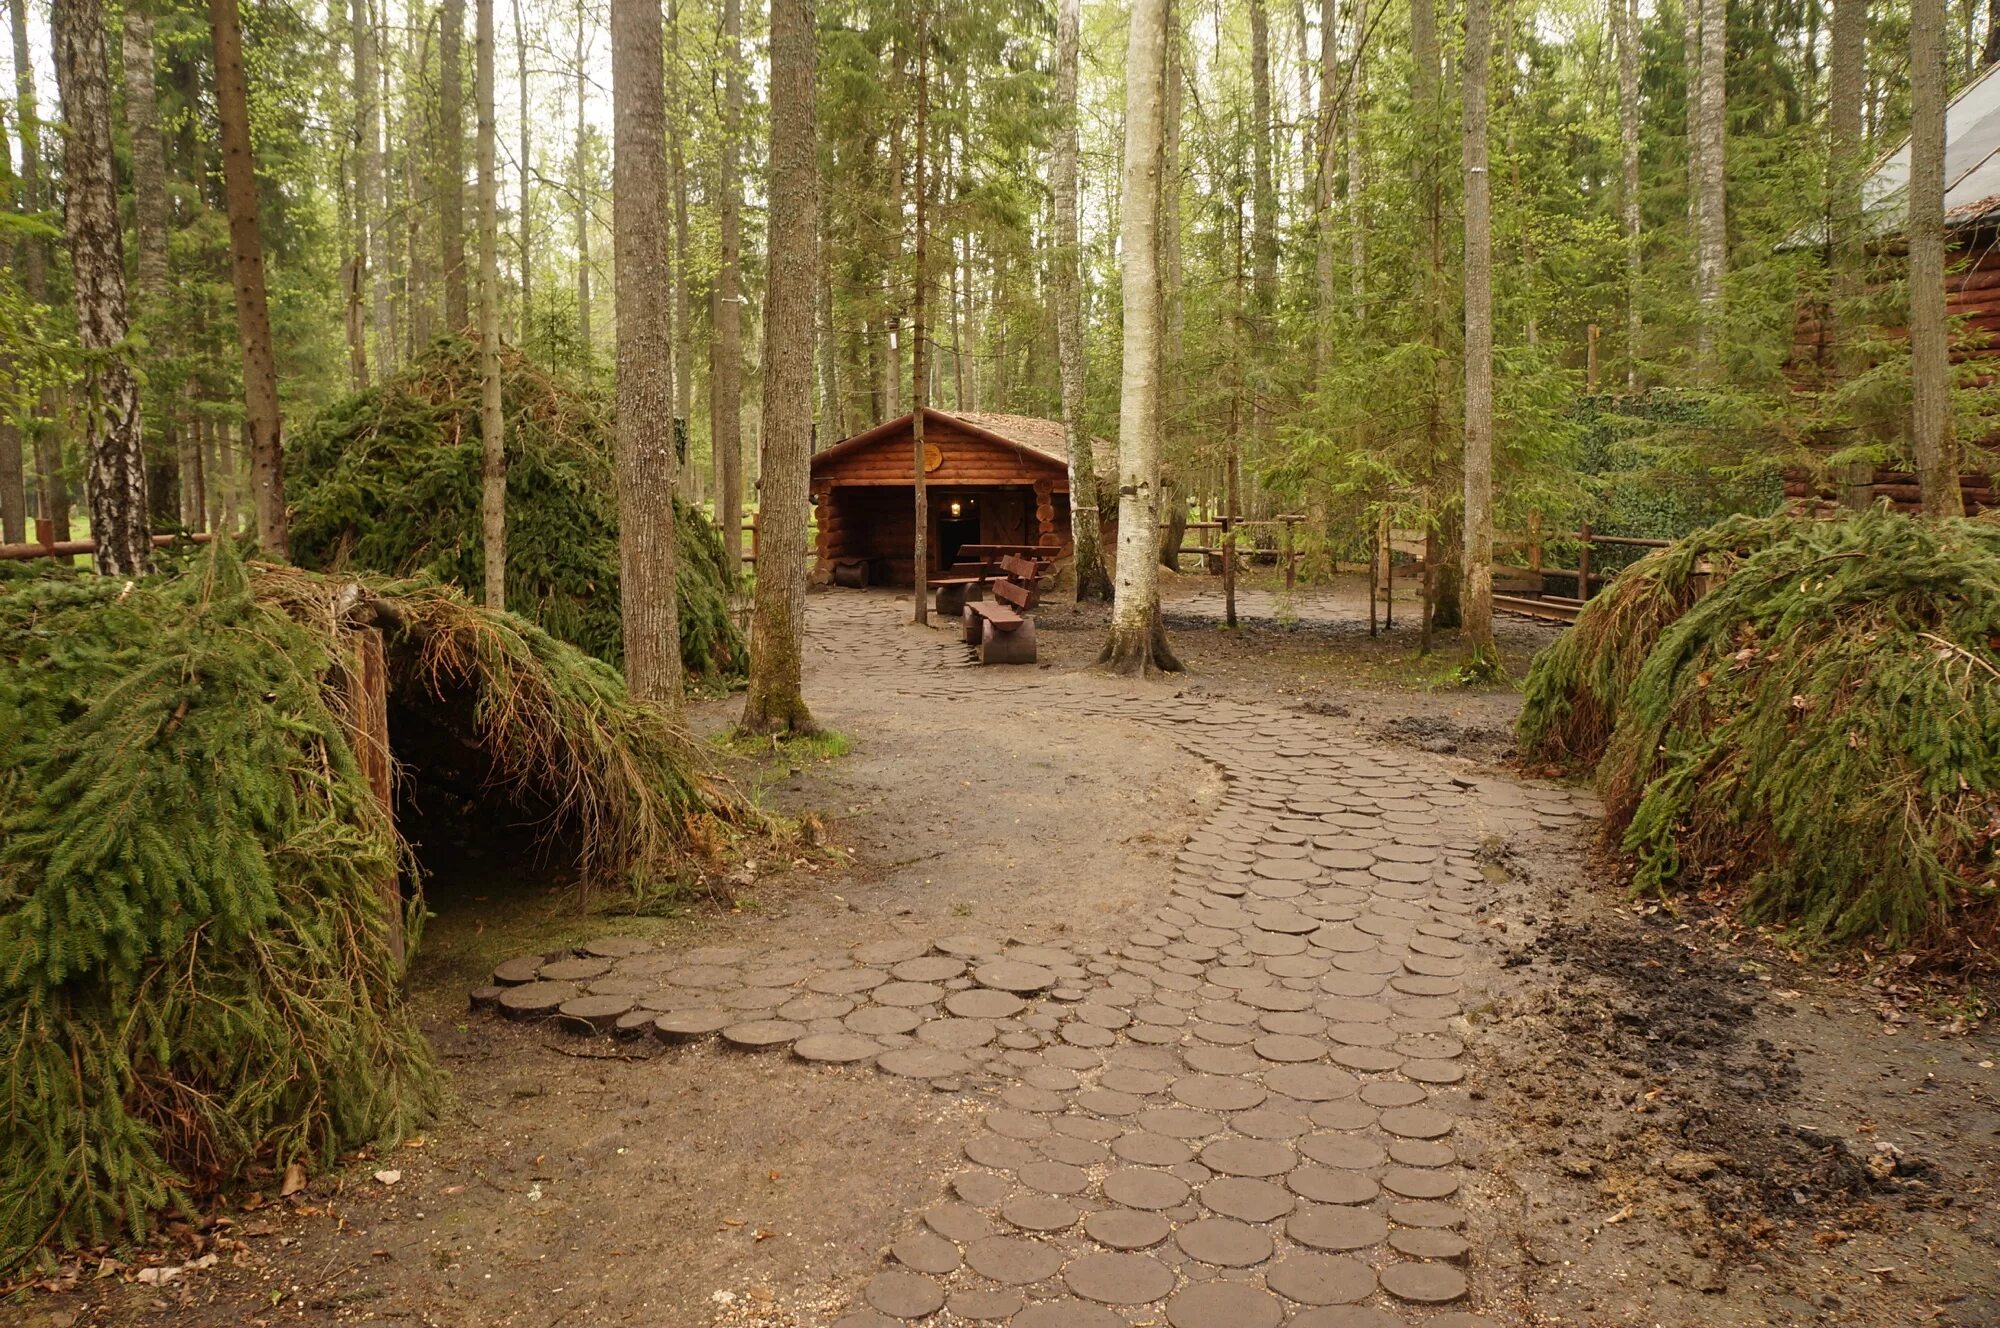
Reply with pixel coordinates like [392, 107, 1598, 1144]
[1282, 515, 1297, 593]
[1586, 323, 1601, 392]
[1527, 509, 1543, 594]
[1221, 513, 1237, 628]
[347, 626, 402, 966]
[749, 510, 760, 566]
[1367, 516, 1378, 638]
[1577, 519, 1593, 601]
[1380, 510, 1394, 631]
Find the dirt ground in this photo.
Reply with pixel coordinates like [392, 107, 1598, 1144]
[11, 573, 1997, 1328]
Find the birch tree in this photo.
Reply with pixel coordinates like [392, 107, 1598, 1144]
[1693, 0, 1727, 366]
[1461, 0, 1496, 671]
[742, 0, 818, 733]
[713, 0, 746, 576]
[441, 0, 468, 329]
[478, 0, 508, 602]
[611, 0, 684, 708]
[51, 0, 150, 575]
[1099, 0, 1181, 674]
[1053, 0, 1111, 600]
[1618, 0, 1641, 386]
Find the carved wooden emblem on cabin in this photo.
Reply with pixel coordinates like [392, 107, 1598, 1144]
[923, 443, 944, 473]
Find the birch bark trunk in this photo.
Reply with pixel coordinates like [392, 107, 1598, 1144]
[1099, 0, 1181, 673]
[1461, 0, 1496, 668]
[52, 0, 151, 574]
[1053, 0, 1112, 600]
[478, 0, 509, 601]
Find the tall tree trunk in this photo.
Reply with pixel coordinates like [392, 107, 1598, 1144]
[882, 110, 905, 417]
[1313, 0, 1338, 377]
[515, 0, 532, 335]
[478, 0, 508, 601]
[0, 394, 20, 544]
[355, 0, 390, 373]
[1683, 0, 1704, 343]
[344, 163, 369, 386]
[121, 1, 174, 528]
[670, 0, 693, 474]
[1461, 0, 1495, 668]
[1248, 0, 1277, 329]
[910, 6, 929, 625]
[742, 0, 816, 732]
[1160, 0, 1185, 567]
[14, 0, 65, 541]
[122, 6, 169, 314]
[441, 0, 468, 329]
[1694, 0, 1727, 368]
[574, 0, 593, 354]
[1830, 0, 1870, 506]
[1347, 9, 1367, 322]
[1053, 0, 1111, 600]
[1100, 0, 1180, 674]
[611, 0, 685, 710]
[713, 0, 744, 576]
[52, 0, 150, 575]
[210, 0, 289, 555]
[1410, 0, 1452, 647]
[1619, 0, 1641, 387]
[1911, 0, 1964, 516]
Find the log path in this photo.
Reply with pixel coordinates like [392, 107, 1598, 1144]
[473, 593, 1598, 1326]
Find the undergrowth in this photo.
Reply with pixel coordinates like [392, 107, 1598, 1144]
[1517, 510, 2000, 962]
[289, 336, 743, 684]
[0, 544, 739, 1268]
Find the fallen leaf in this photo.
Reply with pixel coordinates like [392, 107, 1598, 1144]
[280, 1162, 307, 1197]
[373, 1169, 402, 1186]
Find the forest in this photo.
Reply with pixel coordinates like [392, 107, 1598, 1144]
[3, 0, 1999, 1315]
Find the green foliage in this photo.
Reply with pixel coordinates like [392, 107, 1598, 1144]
[1517, 512, 1797, 767]
[287, 338, 744, 684]
[0, 546, 434, 1266]
[0, 542, 741, 1265]
[1519, 511, 2000, 959]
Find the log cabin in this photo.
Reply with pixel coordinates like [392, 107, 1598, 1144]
[1788, 62, 1998, 513]
[809, 409, 1114, 586]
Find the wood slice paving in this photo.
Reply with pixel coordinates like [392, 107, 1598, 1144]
[469, 592, 1599, 1325]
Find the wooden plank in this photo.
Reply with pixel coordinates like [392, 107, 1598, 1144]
[346, 626, 402, 966]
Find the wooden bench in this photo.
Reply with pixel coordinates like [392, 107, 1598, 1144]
[929, 561, 1007, 617]
[960, 561, 1044, 665]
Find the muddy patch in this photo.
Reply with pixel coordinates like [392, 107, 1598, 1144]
[1471, 836, 2000, 1327]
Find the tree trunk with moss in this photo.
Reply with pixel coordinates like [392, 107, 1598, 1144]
[610, 0, 684, 711]
[741, 0, 817, 733]
[714, 0, 745, 577]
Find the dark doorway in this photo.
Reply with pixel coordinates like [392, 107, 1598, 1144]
[938, 494, 980, 566]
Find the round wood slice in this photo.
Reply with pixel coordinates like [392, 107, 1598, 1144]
[492, 956, 544, 986]
[558, 994, 637, 1035]
[497, 981, 579, 1020]
[540, 956, 615, 982]
[468, 984, 505, 1011]
[614, 1008, 660, 1039]
[580, 935, 654, 959]
[653, 1008, 732, 1044]
[721, 1019, 809, 1050]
